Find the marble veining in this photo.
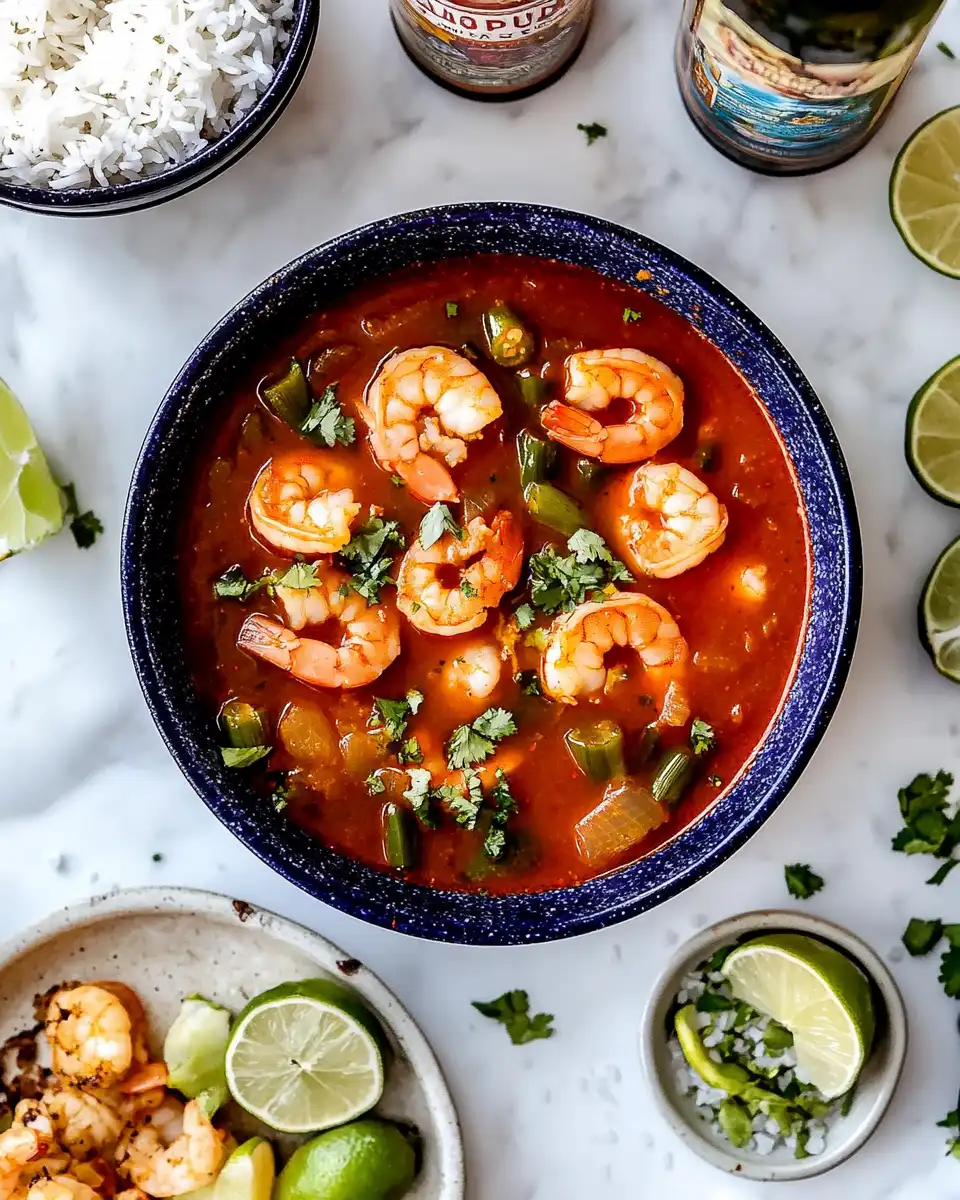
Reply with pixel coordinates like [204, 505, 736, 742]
[2, 0, 960, 1194]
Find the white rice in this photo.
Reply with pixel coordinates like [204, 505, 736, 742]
[0, 0, 294, 189]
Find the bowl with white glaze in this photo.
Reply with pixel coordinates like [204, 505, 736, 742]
[0, 887, 464, 1199]
[639, 909, 907, 1182]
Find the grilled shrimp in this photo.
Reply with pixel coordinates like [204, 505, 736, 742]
[540, 592, 690, 722]
[116, 1100, 225, 1199]
[541, 349, 684, 463]
[43, 1087, 123, 1161]
[248, 453, 361, 556]
[26, 1179, 100, 1200]
[45, 984, 146, 1090]
[396, 513, 523, 636]
[610, 463, 728, 579]
[363, 347, 503, 502]
[0, 1104, 55, 1200]
[239, 565, 401, 689]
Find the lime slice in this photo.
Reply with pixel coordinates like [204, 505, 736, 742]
[164, 995, 232, 1115]
[225, 980, 386, 1134]
[919, 535, 960, 682]
[214, 1138, 275, 1200]
[890, 106, 960, 277]
[0, 376, 65, 560]
[906, 356, 960, 506]
[276, 1121, 416, 1200]
[722, 933, 875, 1099]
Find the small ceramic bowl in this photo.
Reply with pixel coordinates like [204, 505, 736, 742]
[0, 0, 319, 217]
[639, 910, 908, 1182]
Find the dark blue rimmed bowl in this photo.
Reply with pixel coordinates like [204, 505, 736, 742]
[122, 203, 861, 945]
[0, 0, 319, 217]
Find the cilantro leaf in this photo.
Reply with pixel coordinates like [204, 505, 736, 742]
[892, 771, 960, 867]
[695, 991, 734, 1013]
[300, 384, 355, 448]
[446, 301, 459, 318]
[703, 945, 733, 973]
[213, 565, 269, 602]
[473, 708, 517, 740]
[62, 483, 103, 549]
[528, 533, 632, 614]
[784, 863, 824, 900]
[221, 745, 271, 768]
[941, 945, 960, 999]
[623, 307, 643, 323]
[403, 768, 435, 827]
[472, 990, 555, 1045]
[929, 859, 960, 885]
[371, 691, 423, 745]
[898, 771, 953, 823]
[441, 769, 484, 830]
[446, 708, 516, 771]
[515, 670, 542, 697]
[274, 561, 321, 591]
[902, 917, 943, 956]
[338, 518, 405, 602]
[366, 773, 386, 796]
[690, 718, 716, 756]
[398, 737, 423, 765]
[484, 828, 506, 860]
[513, 603, 535, 630]
[577, 121, 608, 146]
[939, 1110, 960, 1129]
[485, 768, 518, 860]
[461, 578, 478, 599]
[419, 503, 463, 551]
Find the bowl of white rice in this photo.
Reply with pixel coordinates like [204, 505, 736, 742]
[0, 0, 319, 215]
[640, 910, 907, 1182]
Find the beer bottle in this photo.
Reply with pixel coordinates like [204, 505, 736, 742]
[391, 0, 595, 99]
[676, 0, 947, 174]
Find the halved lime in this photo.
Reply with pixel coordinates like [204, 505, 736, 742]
[213, 1138, 275, 1200]
[890, 106, 960, 277]
[224, 980, 386, 1134]
[919, 535, 960, 682]
[906, 356, 960, 505]
[722, 933, 875, 1100]
[276, 1121, 416, 1200]
[0, 377, 65, 560]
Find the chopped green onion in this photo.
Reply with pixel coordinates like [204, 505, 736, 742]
[482, 302, 535, 368]
[564, 721, 626, 782]
[261, 359, 310, 428]
[445, 301, 459, 318]
[219, 701, 269, 749]
[523, 482, 588, 538]
[382, 803, 418, 871]
[517, 431, 558, 489]
[651, 746, 696, 806]
[516, 371, 549, 408]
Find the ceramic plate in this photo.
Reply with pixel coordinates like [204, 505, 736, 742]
[0, 887, 464, 1198]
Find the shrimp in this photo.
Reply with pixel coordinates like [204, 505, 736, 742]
[239, 566, 401, 689]
[0, 1104, 55, 1200]
[26, 1178, 100, 1200]
[396, 513, 523, 637]
[363, 347, 503, 502]
[541, 592, 690, 722]
[43, 1088, 123, 1161]
[610, 463, 728, 579]
[116, 1101, 225, 1199]
[541, 349, 684, 463]
[437, 640, 503, 719]
[248, 453, 361, 556]
[45, 984, 143, 1090]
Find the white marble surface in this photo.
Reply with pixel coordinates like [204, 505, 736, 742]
[2, 1, 960, 1196]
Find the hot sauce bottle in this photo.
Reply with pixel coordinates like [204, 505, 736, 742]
[391, 0, 595, 99]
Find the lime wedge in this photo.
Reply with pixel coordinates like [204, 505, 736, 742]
[0, 377, 65, 560]
[722, 933, 875, 1099]
[919, 535, 960, 682]
[906, 356, 960, 506]
[214, 1138, 275, 1200]
[276, 1121, 416, 1200]
[890, 106, 960, 277]
[225, 980, 386, 1134]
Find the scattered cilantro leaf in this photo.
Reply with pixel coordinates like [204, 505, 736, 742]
[63, 483, 103, 549]
[940, 944, 960, 998]
[446, 301, 459, 318]
[690, 718, 716, 756]
[939, 1110, 959, 1129]
[703, 945, 733, 973]
[274, 561, 321, 591]
[513, 603, 535, 630]
[420, 503, 463, 551]
[528, 532, 632, 615]
[784, 863, 824, 900]
[577, 121, 608, 146]
[708, 774, 722, 787]
[473, 708, 517, 740]
[442, 769, 484, 830]
[371, 691, 423, 745]
[515, 670, 542, 697]
[929, 859, 960, 885]
[484, 827, 506, 860]
[390, 474, 405, 487]
[221, 745, 271, 768]
[695, 991, 734, 1013]
[366, 773, 386, 796]
[938, 40, 956, 58]
[403, 768, 435, 827]
[300, 384, 355, 448]
[446, 708, 517, 771]
[485, 768, 518, 860]
[717, 1099, 752, 1149]
[339, 517, 405, 602]
[891, 772, 960, 876]
[473, 990, 554, 1045]
[461, 578, 478, 599]
[213, 565, 269, 602]
[399, 737, 423, 765]
[623, 307, 643, 323]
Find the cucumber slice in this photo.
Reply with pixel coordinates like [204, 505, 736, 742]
[164, 994, 232, 1115]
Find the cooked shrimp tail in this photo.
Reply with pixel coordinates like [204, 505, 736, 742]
[116, 1100, 225, 1198]
[248, 453, 361, 556]
[45, 984, 141, 1090]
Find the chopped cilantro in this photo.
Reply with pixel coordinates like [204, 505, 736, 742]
[513, 603, 535, 630]
[398, 736, 423, 765]
[338, 517, 405, 602]
[442, 769, 484, 830]
[703, 945, 733, 973]
[461, 578, 478, 599]
[784, 863, 824, 900]
[929, 859, 960, 885]
[446, 301, 459, 318]
[420, 503, 463, 550]
[366, 773, 386, 796]
[446, 708, 517, 770]
[577, 121, 608, 145]
[708, 775, 722, 787]
[213, 565, 269, 602]
[528, 532, 632, 614]
[695, 991, 734, 1013]
[403, 768, 435, 827]
[938, 40, 956, 58]
[62, 483, 103, 549]
[390, 474, 405, 487]
[221, 745, 271, 768]
[300, 383, 355, 448]
[903, 917, 943, 956]
[891, 772, 960, 885]
[717, 1099, 752, 1149]
[371, 690, 423, 745]
[485, 769, 517, 860]
[690, 718, 716, 756]
[274, 561, 320, 591]
[515, 670, 542, 697]
[941, 943, 960, 999]
[472, 990, 554, 1045]
[623, 307, 643, 323]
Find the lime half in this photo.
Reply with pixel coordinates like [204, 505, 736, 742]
[919, 535, 960, 682]
[723, 933, 875, 1099]
[276, 1121, 416, 1200]
[225, 980, 385, 1134]
[0, 377, 64, 560]
[906, 356, 960, 506]
[890, 106, 960, 277]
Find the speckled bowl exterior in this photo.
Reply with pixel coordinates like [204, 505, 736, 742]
[121, 203, 861, 945]
[0, 0, 319, 217]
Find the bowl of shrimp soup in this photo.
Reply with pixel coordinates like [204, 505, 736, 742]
[122, 203, 860, 945]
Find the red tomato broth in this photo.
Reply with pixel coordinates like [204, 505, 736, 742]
[179, 255, 810, 895]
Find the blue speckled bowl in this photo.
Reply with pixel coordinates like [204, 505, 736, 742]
[121, 203, 861, 945]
